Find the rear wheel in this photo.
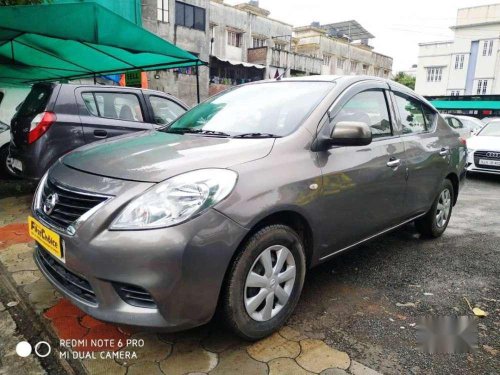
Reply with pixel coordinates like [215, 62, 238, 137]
[0, 144, 10, 178]
[222, 224, 306, 340]
[415, 179, 454, 238]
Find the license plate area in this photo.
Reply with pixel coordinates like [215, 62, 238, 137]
[479, 159, 500, 167]
[28, 216, 64, 262]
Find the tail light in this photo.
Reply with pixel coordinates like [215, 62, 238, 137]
[28, 111, 56, 144]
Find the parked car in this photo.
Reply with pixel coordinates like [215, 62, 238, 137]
[0, 120, 10, 177]
[456, 115, 484, 134]
[467, 120, 500, 175]
[30, 76, 466, 340]
[442, 114, 472, 139]
[481, 116, 500, 125]
[8, 83, 187, 180]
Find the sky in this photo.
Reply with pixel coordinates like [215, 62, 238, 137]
[224, 0, 497, 72]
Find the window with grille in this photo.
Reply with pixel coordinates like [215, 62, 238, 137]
[228, 31, 242, 47]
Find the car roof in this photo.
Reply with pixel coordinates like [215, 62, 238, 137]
[36, 82, 172, 97]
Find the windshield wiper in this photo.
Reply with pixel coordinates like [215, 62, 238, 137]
[233, 133, 282, 139]
[166, 128, 230, 137]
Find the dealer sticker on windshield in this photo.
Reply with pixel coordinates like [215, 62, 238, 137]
[28, 216, 63, 260]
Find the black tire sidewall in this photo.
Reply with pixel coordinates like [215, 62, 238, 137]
[429, 179, 454, 237]
[225, 225, 306, 340]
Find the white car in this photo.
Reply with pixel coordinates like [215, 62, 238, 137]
[0, 120, 10, 177]
[456, 115, 484, 134]
[467, 120, 500, 175]
[442, 114, 473, 139]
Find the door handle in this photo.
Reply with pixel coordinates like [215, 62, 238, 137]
[386, 158, 401, 168]
[439, 148, 449, 157]
[94, 129, 107, 138]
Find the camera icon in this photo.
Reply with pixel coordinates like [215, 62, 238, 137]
[16, 341, 51, 358]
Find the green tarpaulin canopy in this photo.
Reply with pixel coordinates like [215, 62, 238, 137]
[430, 100, 500, 110]
[0, 2, 205, 85]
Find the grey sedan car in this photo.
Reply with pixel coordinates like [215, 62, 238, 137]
[31, 76, 466, 340]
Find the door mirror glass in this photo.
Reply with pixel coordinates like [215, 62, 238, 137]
[330, 121, 372, 146]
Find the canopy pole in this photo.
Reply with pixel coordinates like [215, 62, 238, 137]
[195, 65, 200, 104]
[93, 74, 97, 84]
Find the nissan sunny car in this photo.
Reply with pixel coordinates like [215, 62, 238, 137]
[30, 76, 466, 340]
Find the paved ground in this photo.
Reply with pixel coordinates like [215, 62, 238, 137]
[0, 174, 498, 375]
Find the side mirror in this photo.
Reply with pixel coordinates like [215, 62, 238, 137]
[330, 121, 372, 146]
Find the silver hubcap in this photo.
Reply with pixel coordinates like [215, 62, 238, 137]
[436, 188, 452, 228]
[244, 245, 296, 322]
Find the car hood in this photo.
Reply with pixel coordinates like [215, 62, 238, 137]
[468, 136, 500, 151]
[62, 131, 275, 183]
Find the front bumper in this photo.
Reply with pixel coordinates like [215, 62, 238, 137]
[466, 163, 500, 175]
[33, 163, 248, 330]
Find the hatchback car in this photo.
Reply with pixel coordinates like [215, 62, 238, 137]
[467, 120, 500, 175]
[31, 76, 466, 340]
[8, 83, 187, 180]
[442, 114, 472, 139]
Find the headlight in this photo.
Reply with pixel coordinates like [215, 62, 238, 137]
[110, 169, 237, 230]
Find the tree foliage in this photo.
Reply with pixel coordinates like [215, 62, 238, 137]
[0, 0, 46, 5]
[393, 71, 416, 90]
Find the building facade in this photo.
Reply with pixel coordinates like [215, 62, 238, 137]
[141, 0, 393, 105]
[415, 4, 500, 96]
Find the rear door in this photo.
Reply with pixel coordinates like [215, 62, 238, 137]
[76, 88, 154, 144]
[391, 91, 448, 216]
[316, 81, 408, 259]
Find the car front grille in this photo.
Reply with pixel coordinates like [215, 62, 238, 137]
[39, 178, 108, 230]
[36, 246, 97, 305]
[474, 150, 500, 170]
[114, 283, 157, 309]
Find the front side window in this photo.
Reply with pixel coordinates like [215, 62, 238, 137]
[394, 94, 427, 134]
[332, 90, 392, 139]
[175, 1, 205, 31]
[149, 96, 186, 125]
[164, 82, 334, 137]
[82, 92, 144, 122]
[157, 0, 168, 22]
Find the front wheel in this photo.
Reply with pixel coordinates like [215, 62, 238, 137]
[222, 224, 306, 340]
[415, 179, 454, 238]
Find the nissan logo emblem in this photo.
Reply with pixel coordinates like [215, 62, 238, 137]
[486, 152, 500, 158]
[43, 193, 58, 216]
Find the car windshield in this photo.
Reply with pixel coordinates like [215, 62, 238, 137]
[478, 121, 500, 137]
[162, 81, 334, 137]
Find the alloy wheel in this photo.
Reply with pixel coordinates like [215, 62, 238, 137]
[244, 245, 296, 322]
[436, 188, 452, 228]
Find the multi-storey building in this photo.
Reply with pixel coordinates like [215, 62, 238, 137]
[415, 4, 500, 96]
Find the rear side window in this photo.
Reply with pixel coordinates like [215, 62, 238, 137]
[149, 96, 185, 125]
[82, 92, 144, 122]
[394, 94, 427, 134]
[17, 85, 52, 117]
[333, 90, 392, 138]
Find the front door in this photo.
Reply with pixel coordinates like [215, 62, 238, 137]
[315, 82, 407, 260]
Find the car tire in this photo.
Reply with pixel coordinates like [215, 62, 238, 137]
[0, 144, 10, 178]
[415, 179, 454, 238]
[222, 224, 306, 340]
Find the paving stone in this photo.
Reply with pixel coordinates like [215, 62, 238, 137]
[320, 369, 349, 375]
[296, 339, 350, 373]
[159, 325, 211, 344]
[0, 310, 16, 336]
[279, 326, 308, 342]
[349, 360, 382, 375]
[12, 270, 41, 285]
[24, 279, 60, 312]
[0, 302, 4, 312]
[82, 357, 127, 375]
[268, 357, 314, 375]
[201, 329, 242, 353]
[6, 255, 38, 272]
[160, 340, 218, 375]
[0, 223, 30, 249]
[0, 243, 32, 264]
[127, 361, 163, 375]
[44, 298, 86, 319]
[210, 348, 267, 375]
[247, 332, 301, 362]
[116, 332, 172, 365]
